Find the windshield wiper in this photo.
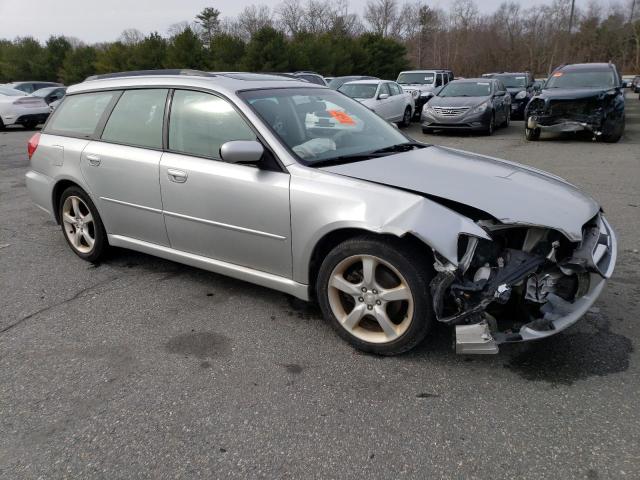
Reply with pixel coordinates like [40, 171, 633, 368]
[370, 141, 427, 154]
[311, 142, 427, 168]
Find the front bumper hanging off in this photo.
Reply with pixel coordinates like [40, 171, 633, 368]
[433, 215, 617, 354]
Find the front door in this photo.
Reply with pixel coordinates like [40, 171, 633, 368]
[159, 89, 292, 277]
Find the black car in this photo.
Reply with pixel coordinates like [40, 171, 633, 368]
[631, 75, 640, 93]
[421, 78, 511, 135]
[484, 72, 535, 119]
[31, 86, 66, 105]
[524, 63, 625, 143]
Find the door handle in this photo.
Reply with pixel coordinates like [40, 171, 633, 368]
[86, 154, 101, 166]
[167, 168, 188, 183]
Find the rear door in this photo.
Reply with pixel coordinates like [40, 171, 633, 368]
[80, 88, 170, 246]
[159, 89, 292, 277]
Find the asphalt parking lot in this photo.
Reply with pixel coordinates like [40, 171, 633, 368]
[1, 94, 639, 479]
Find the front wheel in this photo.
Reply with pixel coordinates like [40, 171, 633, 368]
[484, 113, 495, 136]
[59, 186, 108, 263]
[525, 124, 541, 141]
[316, 236, 433, 355]
[502, 109, 510, 128]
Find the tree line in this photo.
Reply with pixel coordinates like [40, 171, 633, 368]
[0, 0, 638, 86]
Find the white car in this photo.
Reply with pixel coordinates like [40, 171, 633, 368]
[0, 85, 50, 129]
[338, 80, 414, 127]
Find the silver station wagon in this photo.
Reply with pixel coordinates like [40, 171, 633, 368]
[26, 70, 616, 355]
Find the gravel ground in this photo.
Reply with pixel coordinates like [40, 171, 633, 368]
[0, 93, 639, 479]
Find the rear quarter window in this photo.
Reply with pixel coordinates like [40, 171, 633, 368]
[46, 91, 118, 137]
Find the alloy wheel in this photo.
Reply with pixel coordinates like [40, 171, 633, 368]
[327, 254, 414, 344]
[61, 196, 96, 254]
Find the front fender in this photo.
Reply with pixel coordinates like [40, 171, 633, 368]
[288, 165, 489, 284]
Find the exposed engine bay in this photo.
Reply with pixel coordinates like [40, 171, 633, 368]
[430, 214, 616, 354]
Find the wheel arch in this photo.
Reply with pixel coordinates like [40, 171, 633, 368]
[307, 228, 434, 300]
[51, 179, 85, 224]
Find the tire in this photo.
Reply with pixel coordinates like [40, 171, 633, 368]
[484, 113, 495, 136]
[599, 117, 624, 143]
[316, 235, 434, 355]
[525, 124, 541, 141]
[0, 117, 5, 131]
[502, 109, 510, 128]
[400, 106, 412, 128]
[23, 121, 38, 130]
[422, 127, 433, 134]
[58, 186, 108, 263]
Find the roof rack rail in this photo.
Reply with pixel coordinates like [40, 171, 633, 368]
[84, 69, 216, 82]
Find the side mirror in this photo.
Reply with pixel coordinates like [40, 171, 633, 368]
[378, 93, 390, 100]
[220, 140, 264, 164]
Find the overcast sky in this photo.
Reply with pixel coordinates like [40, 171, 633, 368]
[1, 0, 587, 43]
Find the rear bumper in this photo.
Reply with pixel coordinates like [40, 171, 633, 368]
[1, 106, 49, 126]
[26, 170, 55, 218]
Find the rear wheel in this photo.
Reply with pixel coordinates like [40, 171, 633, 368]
[400, 106, 412, 127]
[59, 186, 108, 263]
[422, 127, 433, 135]
[316, 236, 433, 355]
[23, 120, 38, 130]
[0, 118, 5, 131]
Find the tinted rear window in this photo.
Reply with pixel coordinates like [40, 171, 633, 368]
[101, 89, 167, 148]
[46, 91, 117, 137]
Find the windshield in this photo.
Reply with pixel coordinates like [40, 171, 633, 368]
[239, 88, 410, 165]
[397, 72, 434, 85]
[338, 83, 378, 99]
[32, 88, 57, 97]
[438, 81, 491, 97]
[0, 86, 25, 96]
[545, 70, 616, 89]
[495, 75, 527, 88]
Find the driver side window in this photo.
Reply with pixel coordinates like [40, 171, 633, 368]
[168, 90, 256, 160]
[379, 83, 391, 97]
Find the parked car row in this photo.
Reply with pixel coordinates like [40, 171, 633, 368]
[0, 82, 66, 130]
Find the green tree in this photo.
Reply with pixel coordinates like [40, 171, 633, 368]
[357, 33, 409, 79]
[207, 33, 245, 70]
[196, 7, 221, 44]
[242, 27, 290, 72]
[42, 36, 72, 81]
[130, 33, 168, 70]
[60, 46, 97, 84]
[94, 41, 131, 73]
[165, 27, 205, 69]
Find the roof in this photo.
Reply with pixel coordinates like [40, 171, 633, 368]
[559, 63, 615, 72]
[399, 69, 452, 74]
[67, 72, 320, 96]
[342, 79, 386, 86]
[449, 77, 497, 83]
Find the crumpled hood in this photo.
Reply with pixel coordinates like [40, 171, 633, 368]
[320, 146, 599, 241]
[429, 96, 489, 108]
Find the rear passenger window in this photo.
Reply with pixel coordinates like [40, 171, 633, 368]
[46, 91, 117, 137]
[168, 90, 256, 160]
[102, 89, 167, 149]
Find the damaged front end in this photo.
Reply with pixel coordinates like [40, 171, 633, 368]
[526, 92, 619, 137]
[430, 214, 616, 354]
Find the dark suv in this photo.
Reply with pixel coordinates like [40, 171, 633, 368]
[484, 72, 534, 119]
[524, 63, 625, 143]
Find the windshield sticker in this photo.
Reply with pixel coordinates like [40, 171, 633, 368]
[552, 72, 563, 77]
[328, 110, 355, 125]
[478, 82, 490, 85]
[516, 76, 525, 79]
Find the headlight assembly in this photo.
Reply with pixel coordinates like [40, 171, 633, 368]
[473, 102, 489, 113]
[515, 91, 527, 100]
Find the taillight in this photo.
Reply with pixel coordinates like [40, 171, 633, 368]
[27, 132, 40, 160]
